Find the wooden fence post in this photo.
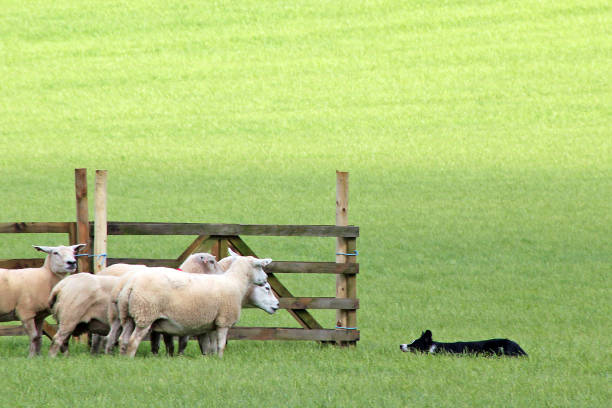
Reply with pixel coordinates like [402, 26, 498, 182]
[74, 168, 91, 344]
[94, 170, 108, 273]
[74, 168, 90, 273]
[335, 171, 357, 346]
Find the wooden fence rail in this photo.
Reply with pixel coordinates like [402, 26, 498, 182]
[105, 221, 359, 238]
[0, 222, 74, 234]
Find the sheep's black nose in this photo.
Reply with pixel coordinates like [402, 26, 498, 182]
[67, 260, 77, 266]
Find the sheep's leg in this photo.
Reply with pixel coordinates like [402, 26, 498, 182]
[90, 334, 102, 354]
[49, 325, 76, 358]
[33, 315, 46, 356]
[215, 327, 229, 358]
[197, 334, 207, 355]
[209, 332, 229, 355]
[119, 319, 135, 355]
[60, 337, 70, 356]
[104, 320, 122, 354]
[178, 336, 189, 355]
[126, 325, 152, 358]
[163, 334, 175, 356]
[99, 336, 108, 352]
[150, 331, 161, 355]
[207, 333, 216, 355]
[208, 334, 218, 355]
[206, 331, 224, 355]
[198, 332, 215, 355]
[22, 318, 42, 358]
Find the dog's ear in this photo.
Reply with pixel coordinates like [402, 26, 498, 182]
[424, 330, 432, 340]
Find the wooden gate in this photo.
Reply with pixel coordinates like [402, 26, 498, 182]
[102, 221, 359, 344]
[0, 170, 359, 346]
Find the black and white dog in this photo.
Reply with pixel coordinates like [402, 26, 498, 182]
[400, 330, 527, 357]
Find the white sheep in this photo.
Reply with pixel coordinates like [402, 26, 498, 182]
[111, 251, 276, 355]
[154, 252, 223, 354]
[101, 252, 222, 355]
[174, 252, 235, 354]
[176, 250, 277, 355]
[119, 253, 270, 357]
[47, 273, 119, 357]
[0, 244, 85, 357]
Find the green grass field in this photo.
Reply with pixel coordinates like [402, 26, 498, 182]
[1, 0, 610, 406]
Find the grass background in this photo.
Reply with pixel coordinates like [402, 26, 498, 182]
[0, 0, 610, 406]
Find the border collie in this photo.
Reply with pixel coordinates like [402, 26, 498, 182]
[400, 330, 527, 357]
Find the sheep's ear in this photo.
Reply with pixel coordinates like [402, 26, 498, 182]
[255, 258, 272, 268]
[228, 248, 240, 258]
[71, 243, 87, 253]
[33, 245, 53, 254]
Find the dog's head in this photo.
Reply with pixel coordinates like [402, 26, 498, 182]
[400, 330, 434, 353]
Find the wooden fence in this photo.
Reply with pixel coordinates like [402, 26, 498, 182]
[0, 169, 359, 345]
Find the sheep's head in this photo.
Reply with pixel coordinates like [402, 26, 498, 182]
[228, 248, 271, 285]
[182, 252, 222, 274]
[248, 282, 279, 314]
[199, 253, 222, 274]
[33, 244, 86, 276]
[251, 258, 271, 285]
